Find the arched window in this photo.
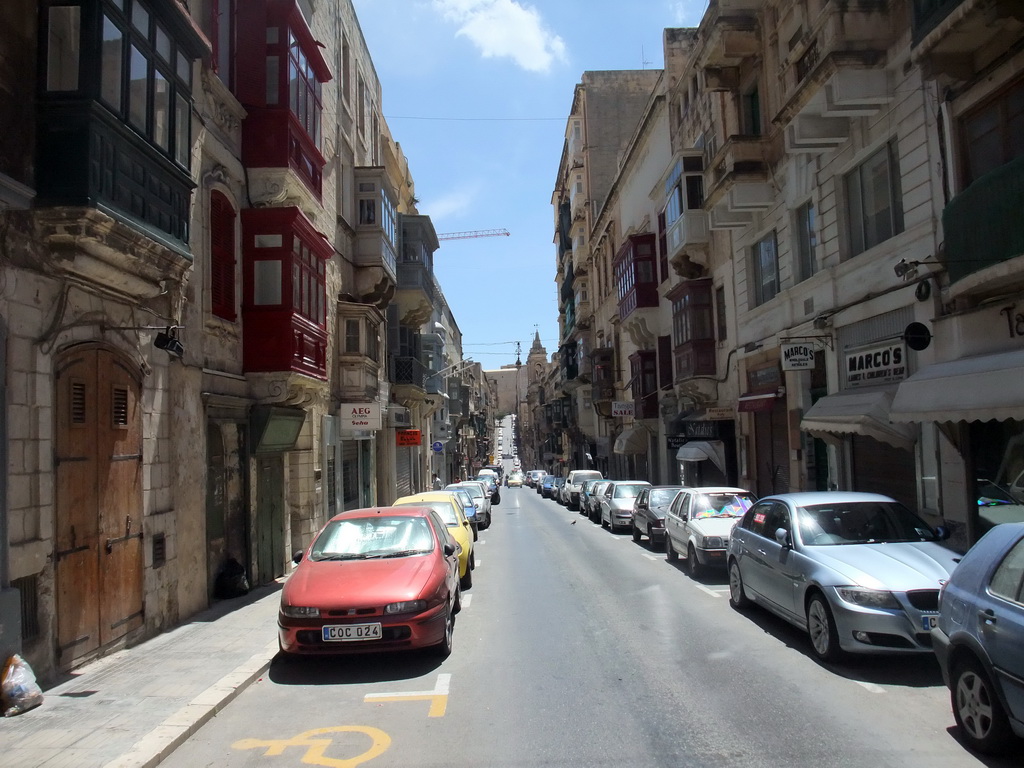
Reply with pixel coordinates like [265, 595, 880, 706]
[210, 190, 237, 321]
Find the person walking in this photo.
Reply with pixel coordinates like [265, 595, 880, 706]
[431, 473, 443, 490]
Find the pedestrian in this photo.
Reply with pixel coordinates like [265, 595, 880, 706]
[431, 473, 443, 490]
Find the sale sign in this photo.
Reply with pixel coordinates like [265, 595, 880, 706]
[396, 429, 421, 447]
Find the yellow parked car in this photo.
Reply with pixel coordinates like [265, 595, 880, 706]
[393, 492, 475, 589]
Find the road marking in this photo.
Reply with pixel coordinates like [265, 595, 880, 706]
[233, 725, 390, 767]
[474, 559, 481, 567]
[461, 594, 472, 609]
[855, 681, 886, 693]
[693, 584, 722, 598]
[642, 554, 660, 561]
[363, 673, 451, 717]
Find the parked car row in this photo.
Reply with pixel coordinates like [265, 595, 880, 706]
[540, 476, 1024, 756]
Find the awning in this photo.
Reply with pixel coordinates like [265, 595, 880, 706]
[801, 388, 917, 450]
[676, 440, 726, 475]
[737, 392, 780, 413]
[613, 426, 648, 455]
[890, 348, 1024, 423]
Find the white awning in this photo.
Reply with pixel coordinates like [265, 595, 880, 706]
[800, 388, 917, 450]
[890, 348, 1024, 423]
[676, 440, 726, 475]
[613, 427, 648, 455]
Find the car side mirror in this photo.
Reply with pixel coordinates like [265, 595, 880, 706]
[443, 542, 457, 557]
[934, 525, 951, 541]
[292, 550, 304, 564]
[775, 528, 791, 548]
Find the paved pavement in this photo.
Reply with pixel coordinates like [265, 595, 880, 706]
[2, 581, 283, 768]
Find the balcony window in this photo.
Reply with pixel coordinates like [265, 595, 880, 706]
[961, 77, 1024, 187]
[845, 140, 904, 257]
[209, 0, 235, 89]
[752, 231, 780, 306]
[345, 319, 360, 354]
[210, 191, 237, 321]
[630, 351, 659, 419]
[46, 6, 81, 92]
[795, 201, 817, 282]
[67, 0, 196, 169]
[670, 279, 716, 380]
[614, 233, 659, 319]
[241, 207, 331, 376]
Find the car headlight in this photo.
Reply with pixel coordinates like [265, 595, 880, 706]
[704, 536, 724, 549]
[385, 600, 427, 614]
[835, 587, 901, 610]
[281, 605, 321, 618]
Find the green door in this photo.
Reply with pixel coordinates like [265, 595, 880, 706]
[256, 455, 285, 584]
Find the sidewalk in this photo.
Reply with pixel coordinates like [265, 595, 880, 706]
[2, 581, 283, 768]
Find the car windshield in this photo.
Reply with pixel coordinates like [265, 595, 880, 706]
[692, 492, 755, 518]
[310, 516, 433, 560]
[448, 483, 483, 500]
[796, 501, 940, 545]
[650, 489, 681, 506]
[553, 478, 565, 486]
[573, 472, 602, 483]
[395, 500, 459, 526]
[613, 484, 647, 498]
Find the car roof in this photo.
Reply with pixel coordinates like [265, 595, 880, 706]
[680, 486, 753, 495]
[327, 505, 434, 523]
[757, 491, 897, 505]
[395, 492, 460, 504]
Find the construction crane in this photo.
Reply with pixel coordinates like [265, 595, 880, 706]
[436, 228, 510, 241]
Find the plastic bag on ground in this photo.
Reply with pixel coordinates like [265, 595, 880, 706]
[2, 653, 44, 717]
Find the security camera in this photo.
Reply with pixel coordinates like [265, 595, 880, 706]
[893, 259, 916, 279]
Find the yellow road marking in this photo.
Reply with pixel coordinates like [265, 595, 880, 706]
[233, 725, 390, 767]
[363, 673, 450, 717]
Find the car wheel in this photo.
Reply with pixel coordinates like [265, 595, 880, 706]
[470, 551, 476, 571]
[431, 606, 454, 658]
[601, 513, 609, 529]
[728, 559, 749, 609]
[806, 593, 843, 663]
[632, 524, 642, 543]
[952, 656, 1015, 755]
[687, 544, 703, 579]
[649, 528, 664, 552]
[460, 563, 473, 590]
[453, 585, 462, 615]
[666, 536, 679, 562]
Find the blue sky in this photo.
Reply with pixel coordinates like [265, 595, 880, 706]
[351, 0, 709, 368]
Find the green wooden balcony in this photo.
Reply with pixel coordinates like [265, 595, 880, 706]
[944, 155, 1024, 284]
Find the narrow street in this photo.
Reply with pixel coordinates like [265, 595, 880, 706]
[160, 488, 1001, 768]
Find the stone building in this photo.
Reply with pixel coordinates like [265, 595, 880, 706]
[0, 0, 487, 681]
[549, 0, 1024, 549]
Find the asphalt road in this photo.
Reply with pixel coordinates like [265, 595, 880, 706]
[161, 487, 1012, 768]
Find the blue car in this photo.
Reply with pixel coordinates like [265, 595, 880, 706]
[932, 522, 1024, 755]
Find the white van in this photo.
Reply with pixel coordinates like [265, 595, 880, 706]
[565, 469, 603, 510]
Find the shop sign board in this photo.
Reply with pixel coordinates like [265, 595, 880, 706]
[339, 402, 382, 431]
[844, 342, 907, 388]
[396, 429, 421, 447]
[611, 401, 635, 417]
[781, 342, 816, 371]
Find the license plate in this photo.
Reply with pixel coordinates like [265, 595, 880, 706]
[921, 615, 938, 631]
[322, 623, 382, 642]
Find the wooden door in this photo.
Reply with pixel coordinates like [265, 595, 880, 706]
[256, 455, 285, 584]
[55, 347, 144, 666]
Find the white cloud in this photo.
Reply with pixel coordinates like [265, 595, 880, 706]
[423, 183, 482, 222]
[432, 0, 567, 73]
[668, 0, 709, 25]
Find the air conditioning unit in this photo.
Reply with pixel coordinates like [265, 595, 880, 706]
[387, 405, 411, 428]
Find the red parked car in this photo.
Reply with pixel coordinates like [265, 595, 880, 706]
[278, 506, 461, 657]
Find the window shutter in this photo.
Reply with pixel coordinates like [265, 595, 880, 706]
[658, 335, 673, 390]
[210, 191, 237, 320]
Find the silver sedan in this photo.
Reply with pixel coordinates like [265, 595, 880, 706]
[727, 491, 959, 662]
